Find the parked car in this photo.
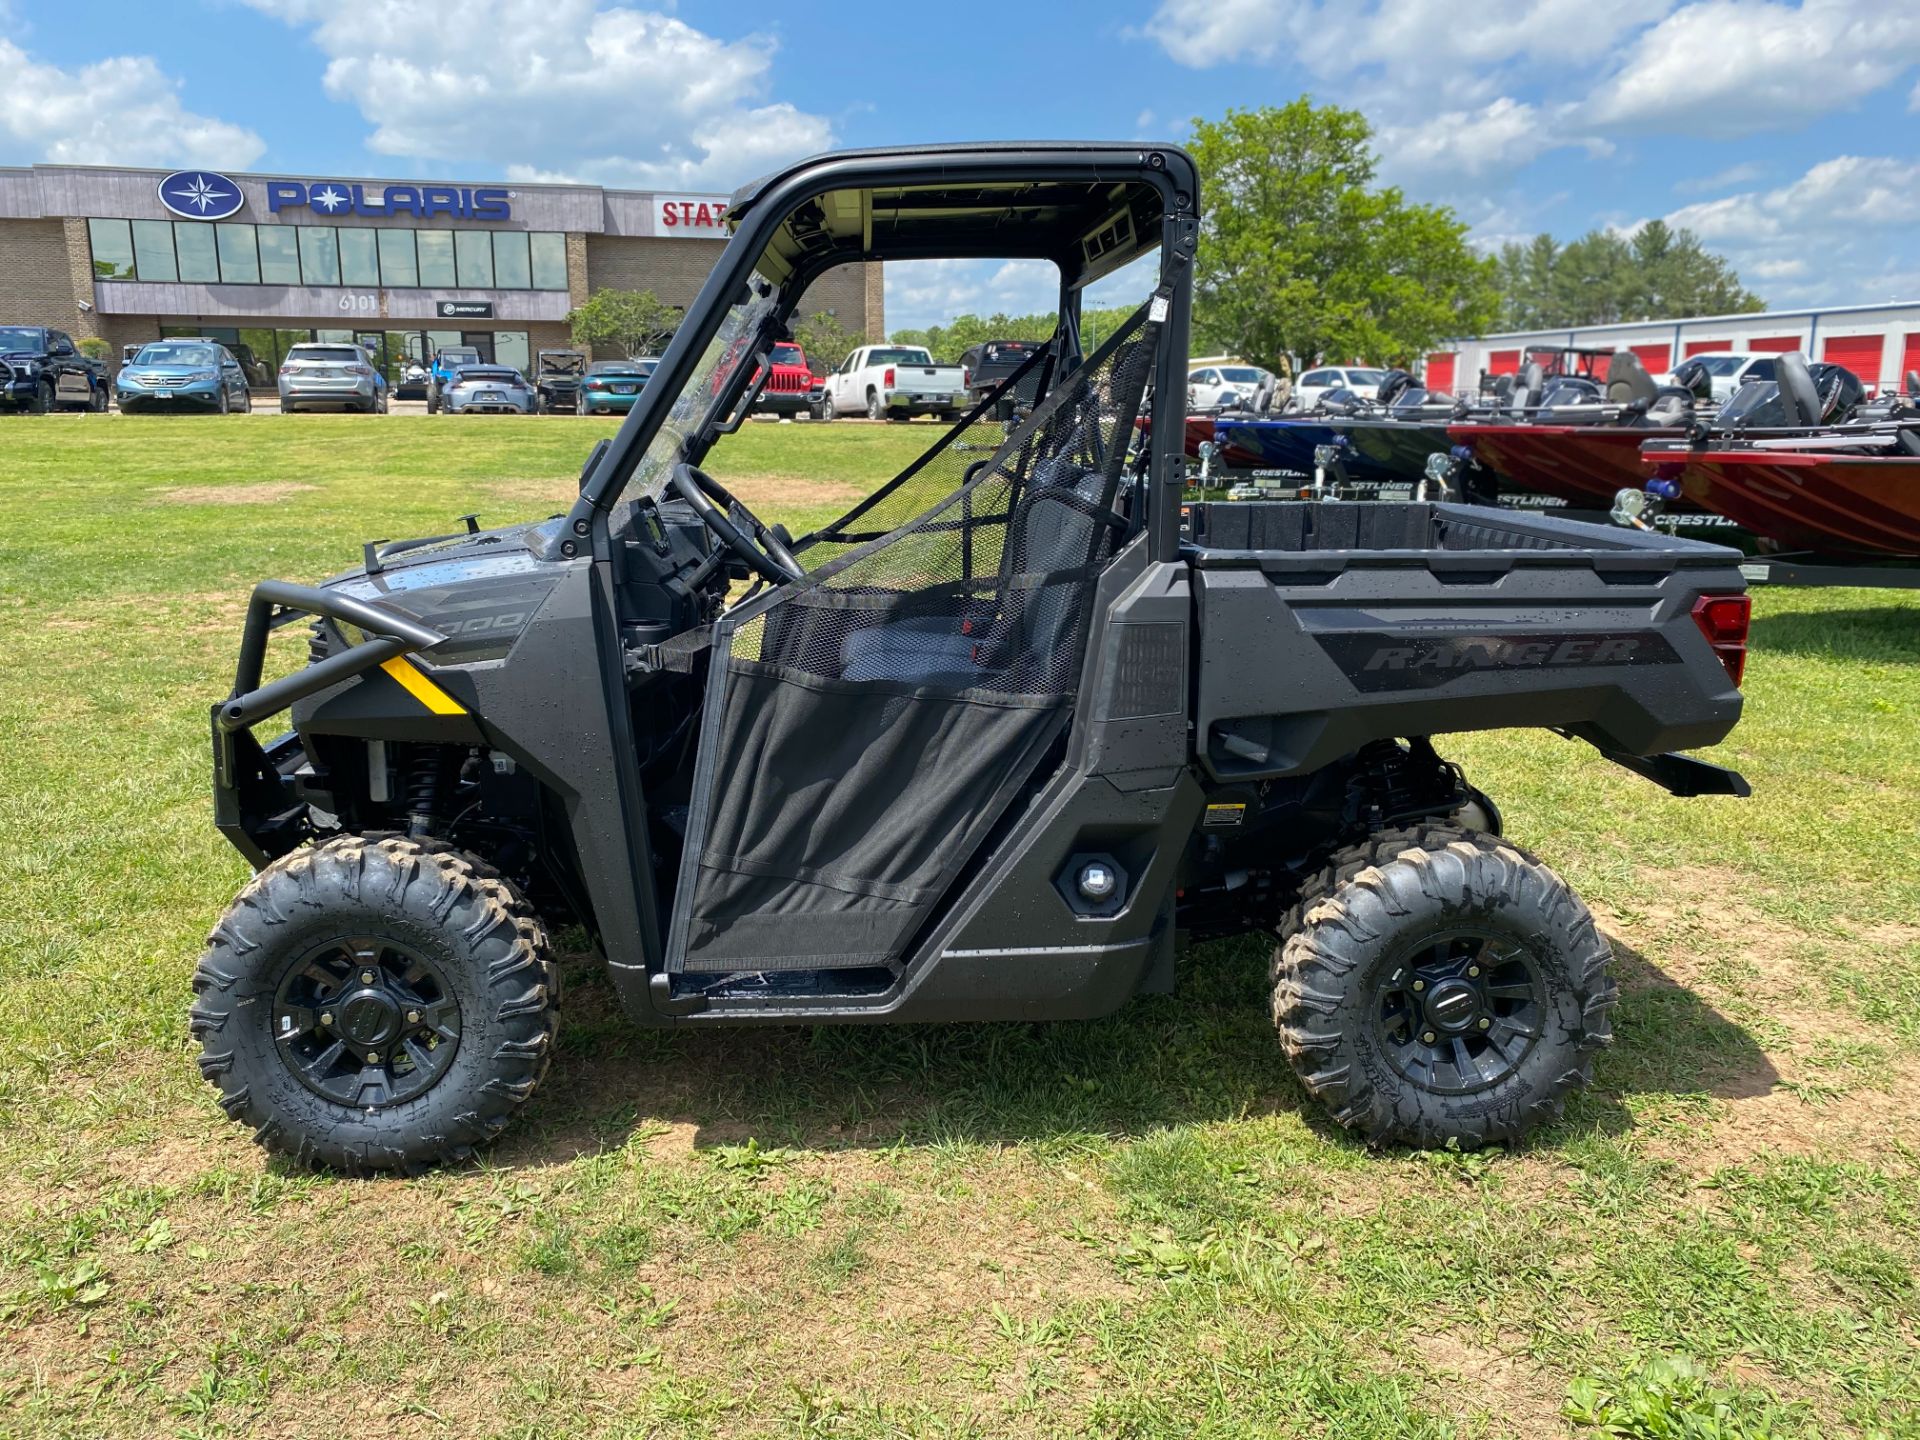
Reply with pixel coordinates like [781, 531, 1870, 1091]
[817, 344, 967, 421]
[1188, 362, 1275, 411]
[961, 338, 1044, 417]
[115, 339, 249, 414]
[534, 349, 587, 414]
[1660, 352, 1777, 403]
[444, 364, 536, 414]
[751, 342, 813, 416]
[278, 342, 388, 414]
[395, 360, 431, 401]
[1294, 365, 1388, 411]
[426, 345, 483, 413]
[2, 325, 108, 412]
[580, 358, 657, 416]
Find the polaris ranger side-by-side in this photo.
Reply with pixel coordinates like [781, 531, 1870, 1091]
[195, 144, 1752, 1172]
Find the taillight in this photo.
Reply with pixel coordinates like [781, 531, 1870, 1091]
[962, 366, 971, 388]
[1691, 593, 1750, 687]
[350, 364, 373, 377]
[278, 364, 292, 375]
[883, 366, 895, 388]
[586, 380, 607, 392]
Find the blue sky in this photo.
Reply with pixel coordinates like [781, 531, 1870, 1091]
[7, 0, 1920, 330]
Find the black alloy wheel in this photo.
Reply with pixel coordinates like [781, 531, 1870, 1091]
[1371, 929, 1546, 1095]
[271, 935, 462, 1108]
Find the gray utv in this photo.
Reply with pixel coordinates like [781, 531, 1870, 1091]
[195, 143, 1752, 1172]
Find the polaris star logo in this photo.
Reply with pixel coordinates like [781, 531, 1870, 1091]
[158, 170, 244, 221]
[1315, 630, 1682, 693]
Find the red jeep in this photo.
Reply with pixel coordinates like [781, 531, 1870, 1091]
[751, 341, 812, 416]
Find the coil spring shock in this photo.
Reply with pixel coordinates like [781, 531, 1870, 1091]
[403, 745, 456, 837]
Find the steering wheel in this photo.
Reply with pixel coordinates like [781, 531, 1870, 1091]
[670, 462, 804, 583]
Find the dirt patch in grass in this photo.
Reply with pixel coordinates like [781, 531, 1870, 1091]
[1408, 1330, 1572, 1437]
[483, 473, 867, 514]
[153, 482, 318, 505]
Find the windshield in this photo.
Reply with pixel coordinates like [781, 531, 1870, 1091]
[438, 348, 480, 364]
[0, 326, 44, 352]
[771, 344, 804, 365]
[631, 274, 780, 503]
[1693, 356, 1748, 376]
[540, 352, 585, 373]
[867, 347, 933, 366]
[136, 343, 220, 366]
[1344, 369, 1387, 385]
[1219, 366, 1265, 383]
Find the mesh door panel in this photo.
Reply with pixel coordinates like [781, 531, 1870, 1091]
[668, 304, 1158, 974]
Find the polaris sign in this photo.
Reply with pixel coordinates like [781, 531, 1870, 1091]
[267, 181, 512, 221]
[158, 171, 245, 221]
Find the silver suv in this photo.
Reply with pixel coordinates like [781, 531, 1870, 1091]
[278, 342, 389, 414]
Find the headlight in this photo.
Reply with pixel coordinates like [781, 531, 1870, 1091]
[191, 369, 219, 382]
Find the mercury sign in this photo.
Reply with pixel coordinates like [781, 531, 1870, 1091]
[657, 195, 731, 236]
[267, 181, 512, 221]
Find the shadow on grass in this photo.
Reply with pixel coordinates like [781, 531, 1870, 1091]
[1749, 603, 1920, 664]
[493, 928, 1776, 1168]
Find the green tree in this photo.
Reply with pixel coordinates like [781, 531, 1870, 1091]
[76, 337, 111, 362]
[1187, 100, 1496, 369]
[791, 310, 865, 376]
[566, 288, 680, 358]
[1496, 222, 1761, 329]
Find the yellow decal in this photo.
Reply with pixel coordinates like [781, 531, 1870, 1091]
[379, 656, 467, 716]
[1203, 803, 1247, 827]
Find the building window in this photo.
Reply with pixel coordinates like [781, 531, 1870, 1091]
[216, 224, 260, 284]
[88, 218, 135, 279]
[298, 227, 341, 286]
[531, 232, 567, 291]
[131, 220, 177, 282]
[455, 230, 494, 288]
[175, 223, 219, 283]
[340, 229, 380, 287]
[376, 229, 417, 287]
[417, 230, 457, 288]
[258, 225, 302, 285]
[493, 230, 531, 289]
[494, 331, 530, 374]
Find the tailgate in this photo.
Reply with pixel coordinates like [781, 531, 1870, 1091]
[896, 366, 962, 396]
[1185, 502, 1749, 779]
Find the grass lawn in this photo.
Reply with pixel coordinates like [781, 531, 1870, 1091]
[1, 414, 1917, 1438]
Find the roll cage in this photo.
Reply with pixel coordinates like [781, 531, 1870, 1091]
[564, 143, 1200, 563]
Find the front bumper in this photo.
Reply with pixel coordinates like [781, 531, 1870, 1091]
[119, 379, 222, 408]
[755, 390, 811, 415]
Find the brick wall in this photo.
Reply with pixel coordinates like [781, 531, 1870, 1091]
[0, 218, 85, 333]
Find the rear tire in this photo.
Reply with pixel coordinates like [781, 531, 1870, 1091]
[190, 833, 559, 1174]
[866, 389, 884, 421]
[1271, 825, 1613, 1150]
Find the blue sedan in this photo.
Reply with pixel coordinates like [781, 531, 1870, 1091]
[116, 341, 252, 414]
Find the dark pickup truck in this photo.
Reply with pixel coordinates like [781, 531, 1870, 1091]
[195, 141, 1754, 1175]
[2, 325, 107, 412]
[960, 337, 1044, 418]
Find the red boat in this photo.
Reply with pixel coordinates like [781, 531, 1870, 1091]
[1449, 422, 1689, 508]
[1646, 447, 1920, 557]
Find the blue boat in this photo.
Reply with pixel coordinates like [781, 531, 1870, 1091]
[1212, 417, 1397, 481]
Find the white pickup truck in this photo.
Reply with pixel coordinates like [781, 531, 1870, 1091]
[817, 344, 968, 421]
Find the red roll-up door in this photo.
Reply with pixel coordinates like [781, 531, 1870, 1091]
[1425, 352, 1456, 392]
[1900, 334, 1920, 388]
[1630, 343, 1672, 374]
[1822, 334, 1884, 390]
[1488, 349, 1520, 376]
[1749, 335, 1800, 352]
[1684, 338, 1730, 358]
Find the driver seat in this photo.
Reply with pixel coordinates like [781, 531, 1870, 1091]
[839, 454, 1115, 688]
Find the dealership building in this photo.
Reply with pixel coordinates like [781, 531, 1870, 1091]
[0, 163, 883, 383]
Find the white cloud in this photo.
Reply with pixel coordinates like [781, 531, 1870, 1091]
[885, 259, 1061, 334]
[1376, 99, 1613, 183]
[1585, 0, 1920, 135]
[0, 37, 263, 168]
[1673, 162, 1766, 195]
[242, 0, 828, 189]
[1656, 155, 1920, 305]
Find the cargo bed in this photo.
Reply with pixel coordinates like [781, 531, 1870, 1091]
[1181, 502, 1749, 780]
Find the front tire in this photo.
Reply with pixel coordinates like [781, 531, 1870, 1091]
[1271, 825, 1613, 1150]
[191, 834, 559, 1174]
[28, 380, 52, 414]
